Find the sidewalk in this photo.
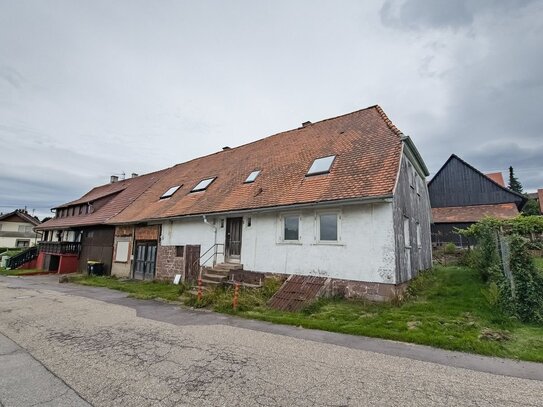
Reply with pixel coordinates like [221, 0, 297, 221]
[0, 332, 90, 406]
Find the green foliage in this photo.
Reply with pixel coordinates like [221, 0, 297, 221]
[506, 235, 543, 323]
[522, 199, 541, 216]
[443, 242, 457, 255]
[184, 277, 283, 313]
[458, 217, 543, 324]
[481, 282, 499, 307]
[508, 166, 523, 193]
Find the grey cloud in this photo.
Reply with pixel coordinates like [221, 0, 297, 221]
[380, 0, 537, 31]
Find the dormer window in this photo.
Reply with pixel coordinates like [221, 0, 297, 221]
[244, 170, 261, 183]
[307, 155, 336, 176]
[160, 185, 181, 199]
[191, 177, 215, 192]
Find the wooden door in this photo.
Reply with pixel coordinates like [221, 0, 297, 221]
[133, 241, 157, 280]
[225, 217, 242, 263]
[183, 245, 201, 281]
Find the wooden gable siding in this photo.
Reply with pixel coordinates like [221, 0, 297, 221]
[392, 153, 433, 283]
[428, 156, 523, 208]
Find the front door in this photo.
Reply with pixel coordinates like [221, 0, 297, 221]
[225, 217, 242, 263]
[133, 241, 157, 280]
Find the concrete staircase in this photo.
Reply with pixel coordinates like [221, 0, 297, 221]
[200, 263, 243, 287]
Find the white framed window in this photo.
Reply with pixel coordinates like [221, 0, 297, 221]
[281, 214, 301, 242]
[192, 177, 215, 192]
[160, 185, 181, 199]
[244, 170, 261, 183]
[316, 212, 341, 243]
[307, 155, 336, 176]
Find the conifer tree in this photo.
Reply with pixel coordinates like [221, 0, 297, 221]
[508, 166, 523, 193]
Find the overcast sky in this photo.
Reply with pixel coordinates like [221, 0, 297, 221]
[1, 0, 542, 219]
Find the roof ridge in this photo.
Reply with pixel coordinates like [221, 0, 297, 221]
[374, 105, 403, 137]
[168, 105, 385, 170]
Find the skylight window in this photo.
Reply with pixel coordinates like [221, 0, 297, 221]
[160, 185, 181, 199]
[244, 170, 261, 183]
[307, 155, 336, 176]
[191, 177, 215, 192]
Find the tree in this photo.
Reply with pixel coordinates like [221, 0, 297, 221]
[522, 199, 541, 216]
[508, 166, 523, 193]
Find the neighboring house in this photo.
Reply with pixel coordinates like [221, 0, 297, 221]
[428, 155, 527, 247]
[103, 105, 432, 300]
[0, 210, 41, 249]
[34, 171, 167, 274]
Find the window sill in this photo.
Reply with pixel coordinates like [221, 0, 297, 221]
[114, 260, 129, 264]
[276, 241, 303, 245]
[312, 241, 345, 246]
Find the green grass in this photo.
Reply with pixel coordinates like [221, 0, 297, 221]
[234, 266, 543, 362]
[0, 268, 41, 276]
[68, 275, 186, 301]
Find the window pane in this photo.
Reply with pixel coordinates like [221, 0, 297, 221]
[307, 155, 335, 175]
[161, 185, 180, 199]
[192, 177, 215, 192]
[284, 216, 299, 241]
[320, 214, 337, 241]
[245, 170, 260, 183]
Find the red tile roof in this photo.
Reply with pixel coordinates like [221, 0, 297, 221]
[432, 203, 519, 223]
[485, 172, 506, 187]
[109, 105, 404, 224]
[36, 170, 168, 230]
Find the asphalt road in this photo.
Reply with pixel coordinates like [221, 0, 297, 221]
[0, 275, 542, 407]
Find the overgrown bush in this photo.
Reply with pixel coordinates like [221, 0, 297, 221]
[443, 242, 457, 255]
[459, 216, 543, 324]
[185, 277, 283, 313]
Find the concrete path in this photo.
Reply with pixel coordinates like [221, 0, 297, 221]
[1, 275, 542, 406]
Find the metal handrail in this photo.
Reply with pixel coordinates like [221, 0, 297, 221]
[193, 243, 224, 280]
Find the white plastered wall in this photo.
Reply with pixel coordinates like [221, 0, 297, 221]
[160, 202, 397, 284]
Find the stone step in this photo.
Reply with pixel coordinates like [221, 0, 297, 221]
[201, 272, 229, 283]
[213, 263, 243, 271]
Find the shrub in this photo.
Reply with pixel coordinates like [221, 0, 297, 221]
[443, 243, 457, 255]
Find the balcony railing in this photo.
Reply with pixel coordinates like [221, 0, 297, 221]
[39, 241, 81, 255]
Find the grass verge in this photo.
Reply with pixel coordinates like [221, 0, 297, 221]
[0, 268, 42, 276]
[67, 275, 186, 301]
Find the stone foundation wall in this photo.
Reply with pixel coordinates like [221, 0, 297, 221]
[156, 245, 184, 281]
[327, 278, 408, 302]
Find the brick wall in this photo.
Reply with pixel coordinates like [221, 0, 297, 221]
[135, 225, 159, 241]
[115, 225, 133, 237]
[156, 245, 184, 280]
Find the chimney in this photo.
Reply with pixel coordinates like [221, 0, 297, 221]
[131, 173, 139, 178]
[222, 146, 231, 151]
[302, 121, 312, 127]
[110, 175, 119, 183]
